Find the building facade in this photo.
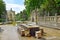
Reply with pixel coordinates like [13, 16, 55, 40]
[6, 8, 15, 22]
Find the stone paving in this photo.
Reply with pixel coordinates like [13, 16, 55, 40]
[0, 25, 19, 40]
[0, 25, 60, 40]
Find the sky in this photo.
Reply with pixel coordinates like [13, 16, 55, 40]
[3, 0, 25, 13]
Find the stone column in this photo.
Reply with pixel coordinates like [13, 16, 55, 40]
[55, 13, 57, 26]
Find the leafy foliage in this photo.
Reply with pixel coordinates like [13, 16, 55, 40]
[25, 0, 44, 13]
[16, 10, 28, 21]
[0, 0, 6, 22]
[16, 0, 60, 21]
[25, 0, 60, 16]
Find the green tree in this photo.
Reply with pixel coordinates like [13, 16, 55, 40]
[25, 0, 44, 13]
[56, 0, 60, 15]
[15, 13, 20, 21]
[20, 10, 28, 21]
[24, 0, 60, 23]
[16, 10, 28, 21]
[41, 0, 60, 16]
[25, 0, 44, 24]
[0, 0, 6, 22]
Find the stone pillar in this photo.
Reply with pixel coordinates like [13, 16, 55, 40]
[55, 13, 57, 26]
